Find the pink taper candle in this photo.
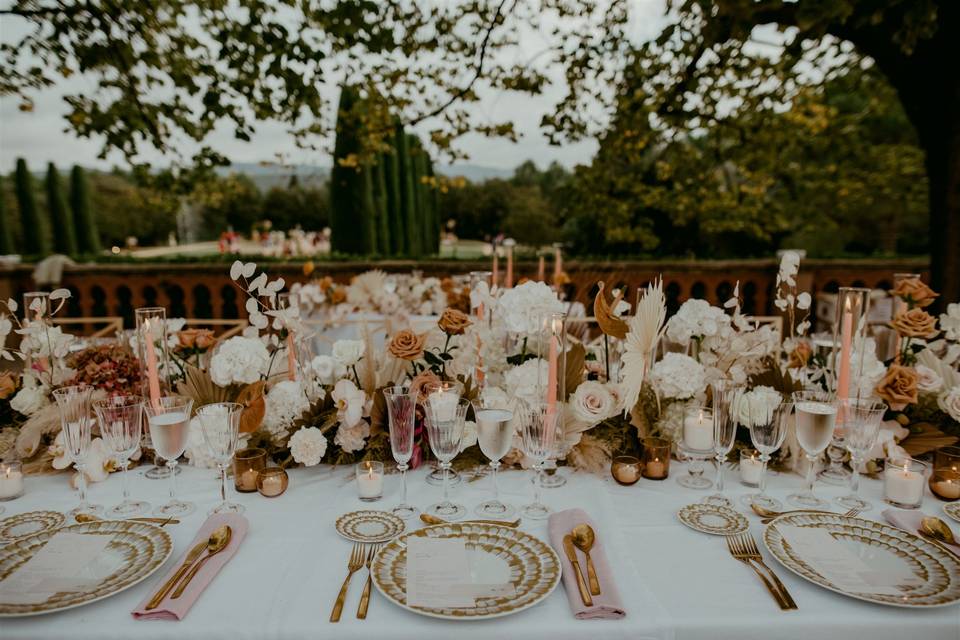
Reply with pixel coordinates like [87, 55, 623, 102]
[546, 318, 559, 424]
[553, 245, 562, 285]
[538, 255, 545, 281]
[505, 244, 514, 288]
[286, 333, 297, 381]
[492, 250, 499, 289]
[836, 297, 853, 401]
[144, 320, 162, 409]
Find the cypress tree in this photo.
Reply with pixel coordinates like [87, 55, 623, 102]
[371, 161, 391, 255]
[15, 158, 51, 256]
[382, 150, 403, 255]
[0, 176, 13, 255]
[407, 135, 426, 256]
[70, 166, 101, 254]
[424, 158, 440, 254]
[395, 126, 420, 257]
[329, 86, 366, 255]
[45, 163, 77, 255]
[360, 165, 378, 254]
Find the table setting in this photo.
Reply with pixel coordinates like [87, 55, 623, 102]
[2, 260, 960, 639]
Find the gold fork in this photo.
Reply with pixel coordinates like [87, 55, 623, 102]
[759, 507, 861, 525]
[356, 544, 381, 619]
[730, 532, 798, 610]
[330, 543, 365, 622]
[727, 534, 789, 609]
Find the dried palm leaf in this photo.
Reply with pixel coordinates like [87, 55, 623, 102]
[621, 278, 666, 415]
[176, 364, 235, 407]
[900, 422, 959, 457]
[593, 281, 628, 339]
[567, 434, 613, 474]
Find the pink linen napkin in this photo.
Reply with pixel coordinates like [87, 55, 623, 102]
[132, 513, 249, 620]
[547, 508, 626, 619]
[882, 509, 960, 553]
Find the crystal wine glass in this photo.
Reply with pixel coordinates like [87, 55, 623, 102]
[788, 390, 838, 508]
[54, 385, 102, 517]
[704, 381, 743, 507]
[520, 400, 557, 519]
[383, 386, 417, 519]
[423, 380, 464, 487]
[742, 401, 792, 510]
[424, 395, 468, 520]
[196, 402, 245, 514]
[837, 398, 887, 510]
[93, 394, 149, 516]
[145, 396, 195, 516]
[471, 395, 520, 518]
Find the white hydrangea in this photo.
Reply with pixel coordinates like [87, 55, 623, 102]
[650, 353, 705, 400]
[290, 427, 328, 466]
[210, 336, 269, 386]
[656, 400, 690, 443]
[504, 358, 549, 406]
[332, 339, 364, 367]
[665, 299, 729, 344]
[334, 421, 370, 453]
[497, 281, 565, 335]
[184, 415, 218, 469]
[262, 380, 310, 444]
[310, 355, 347, 385]
[734, 386, 783, 428]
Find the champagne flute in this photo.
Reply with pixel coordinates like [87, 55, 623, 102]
[53, 385, 102, 517]
[196, 402, 244, 514]
[93, 394, 149, 516]
[423, 380, 464, 487]
[743, 401, 792, 510]
[520, 400, 556, 520]
[424, 396, 468, 520]
[704, 381, 743, 507]
[383, 386, 417, 519]
[145, 396, 195, 516]
[837, 399, 887, 510]
[471, 395, 519, 518]
[788, 390, 838, 508]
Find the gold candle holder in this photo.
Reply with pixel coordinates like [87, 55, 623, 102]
[611, 456, 641, 486]
[234, 448, 266, 493]
[641, 437, 670, 480]
[257, 467, 289, 498]
[929, 446, 960, 501]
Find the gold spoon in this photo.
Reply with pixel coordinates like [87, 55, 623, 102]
[171, 526, 233, 599]
[920, 517, 960, 557]
[145, 525, 229, 610]
[75, 513, 179, 526]
[419, 513, 520, 527]
[570, 524, 601, 595]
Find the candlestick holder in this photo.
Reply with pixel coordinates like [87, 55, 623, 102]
[641, 437, 670, 480]
[884, 456, 929, 509]
[678, 405, 714, 490]
[234, 447, 267, 493]
[929, 446, 960, 501]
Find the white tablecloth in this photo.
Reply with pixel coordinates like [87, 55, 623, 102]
[2, 462, 959, 639]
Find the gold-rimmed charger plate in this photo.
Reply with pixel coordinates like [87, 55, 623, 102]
[335, 510, 405, 543]
[0, 511, 66, 545]
[943, 502, 960, 524]
[764, 512, 960, 608]
[678, 503, 749, 536]
[0, 520, 172, 617]
[371, 522, 561, 620]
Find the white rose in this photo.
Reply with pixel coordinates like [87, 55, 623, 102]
[290, 427, 328, 466]
[940, 303, 960, 342]
[332, 339, 364, 367]
[938, 386, 960, 423]
[310, 355, 346, 385]
[10, 376, 49, 416]
[571, 381, 616, 425]
[210, 336, 269, 386]
[334, 421, 370, 453]
[915, 364, 944, 394]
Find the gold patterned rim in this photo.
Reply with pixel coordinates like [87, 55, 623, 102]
[335, 510, 405, 543]
[943, 502, 960, 524]
[371, 522, 562, 620]
[764, 513, 960, 608]
[0, 520, 173, 617]
[677, 503, 749, 536]
[0, 511, 66, 545]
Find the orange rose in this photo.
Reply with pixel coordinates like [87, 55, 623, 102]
[178, 328, 217, 350]
[409, 370, 441, 400]
[891, 278, 938, 308]
[875, 364, 918, 411]
[0, 373, 17, 400]
[892, 308, 939, 339]
[438, 308, 472, 336]
[318, 276, 334, 292]
[788, 341, 813, 369]
[388, 330, 426, 361]
[329, 287, 347, 305]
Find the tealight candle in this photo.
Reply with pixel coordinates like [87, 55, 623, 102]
[611, 456, 641, 486]
[929, 446, 960, 501]
[356, 461, 384, 501]
[884, 456, 928, 509]
[739, 450, 763, 487]
[257, 467, 289, 498]
[683, 407, 714, 452]
[234, 448, 267, 493]
[641, 437, 670, 480]
[0, 461, 24, 501]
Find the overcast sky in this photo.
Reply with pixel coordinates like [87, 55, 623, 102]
[0, 1, 669, 172]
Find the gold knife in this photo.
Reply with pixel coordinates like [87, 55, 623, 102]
[562, 534, 593, 607]
[145, 539, 208, 610]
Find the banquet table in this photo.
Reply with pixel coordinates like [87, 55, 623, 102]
[2, 462, 959, 640]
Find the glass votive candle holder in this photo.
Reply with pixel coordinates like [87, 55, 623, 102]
[356, 461, 384, 501]
[739, 449, 763, 487]
[641, 437, 670, 480]
[929, 446, 960, 501]
[234, 448, 267, 493]
[0, 461, 24, 501]
[884, 456, 929, 509]
[611, 455, 641, 486]
[257, 467, 289, 498]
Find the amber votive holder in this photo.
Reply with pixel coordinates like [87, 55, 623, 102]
[641, 437, 670, 480]
[611, 456, 641, 485]
[234, 447, 267, 493]
[929, 446, 960, 501]
[257, 467, 289, 498]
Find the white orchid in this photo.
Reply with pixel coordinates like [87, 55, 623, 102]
[332, 379, 367, 428]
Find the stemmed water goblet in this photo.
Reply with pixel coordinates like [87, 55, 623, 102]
[383, 386, 417, 519]
[788, 390, 838, 508]
[837, 398, 887, 511]
[145, 396, 195, 516]
[423, 380, 464, 487]
[424, 395, 468, 520]
[53, 385, 102, 517]
[196, 402, 245, 514]
[93, 394, 149, 516]
[472, 395, 520, 518]
[704, 381, 743, 507]
[520, 400, 557, 519]
[742, 400, 792, 510]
